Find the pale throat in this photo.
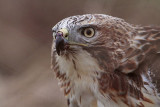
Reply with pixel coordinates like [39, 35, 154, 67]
[56, 49, 101, 79]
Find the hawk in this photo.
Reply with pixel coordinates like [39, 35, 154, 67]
[51, 14, 160, 107]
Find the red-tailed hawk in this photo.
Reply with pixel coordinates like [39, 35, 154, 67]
[51, 14, 160, 107]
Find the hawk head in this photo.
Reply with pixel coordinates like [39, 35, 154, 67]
[52, 14, 136, 74]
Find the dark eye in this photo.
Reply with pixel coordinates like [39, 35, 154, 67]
[82, 27, 95, 38]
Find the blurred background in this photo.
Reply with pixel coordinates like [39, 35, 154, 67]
[0, 0, 160, 107]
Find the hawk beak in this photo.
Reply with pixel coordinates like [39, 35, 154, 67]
[55, 29, 68, 55]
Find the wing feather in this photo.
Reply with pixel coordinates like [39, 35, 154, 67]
[119, 26, 160, 93]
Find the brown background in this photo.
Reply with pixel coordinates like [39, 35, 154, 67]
[0, 0, 160, 107]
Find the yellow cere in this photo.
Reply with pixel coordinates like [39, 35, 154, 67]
[59, 28, 69, 40]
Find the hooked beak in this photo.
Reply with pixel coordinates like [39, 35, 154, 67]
[56, 36, 68, 55]
[55, 29, 69, 55]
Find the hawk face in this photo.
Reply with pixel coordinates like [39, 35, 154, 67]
[51, 14, 160, 107]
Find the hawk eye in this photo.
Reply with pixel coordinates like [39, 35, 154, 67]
[82, 28, 95, 38]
